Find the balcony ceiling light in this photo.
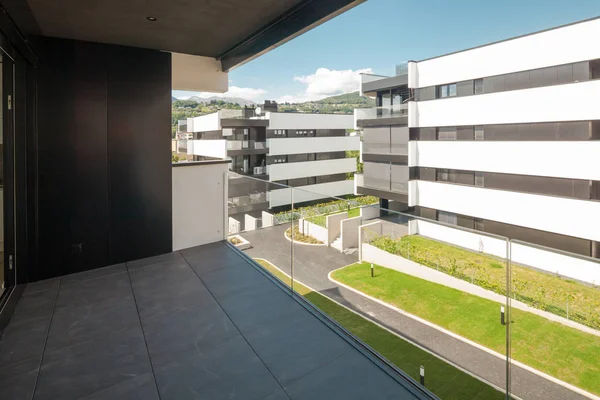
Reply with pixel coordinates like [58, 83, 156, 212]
[146, 16, 157, 22]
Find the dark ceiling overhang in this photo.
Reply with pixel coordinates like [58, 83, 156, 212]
[2, 0, 365, 71]
[218, 0, 365, 71]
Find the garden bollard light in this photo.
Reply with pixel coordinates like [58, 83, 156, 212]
[420, 365, 425, 386]
[500, 306, 505, 325]
[371, 263, 374, 277]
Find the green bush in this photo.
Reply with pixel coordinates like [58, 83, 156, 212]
[370, 235, 600, 330]
[274, 196, 377, 225]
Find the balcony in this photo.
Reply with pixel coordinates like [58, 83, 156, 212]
[0, 242, 427, 399]
[355, 104, 408, 128]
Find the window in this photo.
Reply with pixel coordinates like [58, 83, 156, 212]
[438, 211, 458, 225]
[475, 172, 484, 187]
[437, 127, 457, 140]
[437, 169, 449, 182]
[437, 83, 457, 98]
[473, 79, 484, 94]
[474, 218, 485, 231]
[474, 126, 484, 140]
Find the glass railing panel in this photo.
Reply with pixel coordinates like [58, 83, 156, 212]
[508, 239, 600, 399]
[278, 184, 510, 398]
[226, 172, 293, 290]
[396, 61, 409, 76]
[355, 104, 408, 121]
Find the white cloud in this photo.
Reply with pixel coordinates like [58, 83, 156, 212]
[278, 67, 373, 103]
[177, 86, 267, 101]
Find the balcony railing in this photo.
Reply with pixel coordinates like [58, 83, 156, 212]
[254, 141, 267, 150]
[224, 172, 600, 400]
[396, 61, 408, 76]
[355, 104, 408, 121]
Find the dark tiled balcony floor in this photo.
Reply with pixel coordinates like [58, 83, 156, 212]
[0, 242, 420, 399]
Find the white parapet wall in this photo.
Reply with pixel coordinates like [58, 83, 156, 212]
[326, 212, 348, 245]
[412, 220, 600, 285]
[172, 162, 228, 251]
[262, 211, 274, 228]
[228, 217, 241, 235]
[299, 218, 328, 244]
[341, 216, 363, 250]
[245, 214, 258, 231]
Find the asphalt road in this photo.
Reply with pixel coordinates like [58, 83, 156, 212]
[241, 224, 589, 400]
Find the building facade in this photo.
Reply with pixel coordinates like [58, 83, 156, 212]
[355, 18, 600, 279]
[180, 104, 359, 215]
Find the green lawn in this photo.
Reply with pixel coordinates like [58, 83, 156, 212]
[254, 259, 504, 400]
[332, 262, 600, 395]
[370, 235, 600, 330]
[307, 207, 361, 227]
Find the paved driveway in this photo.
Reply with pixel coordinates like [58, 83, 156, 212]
[241, 224, 588, 400]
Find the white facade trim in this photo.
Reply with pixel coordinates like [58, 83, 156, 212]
[412, 80, 600, 127]
[413, 18, 600, 88]
[267, 136, 359, 156]
[412, 141, 600, 181]
[413, 181, 600, 242]
[268, 158, 356, 181]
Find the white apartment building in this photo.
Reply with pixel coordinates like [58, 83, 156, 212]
[179, 103, 359, 214]
[355, 17, 600, 284]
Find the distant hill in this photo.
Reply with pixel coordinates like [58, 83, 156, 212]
[278, 91, 375, 114]
[172, 91, 375, 136]
[176, 95, 256, 107]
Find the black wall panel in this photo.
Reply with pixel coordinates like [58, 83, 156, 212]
[107, 46, 172, 264]
[36, 37, 172, 280]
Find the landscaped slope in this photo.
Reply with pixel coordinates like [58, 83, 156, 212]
[332, 262, 600, 395]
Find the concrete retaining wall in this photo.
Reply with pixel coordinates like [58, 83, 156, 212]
[299, 218, 328, 244]
[245, 214, 258, 231]
[262, 211, 274, 227]
[341, 216, 363, 249]
[326, 212, 348, 245]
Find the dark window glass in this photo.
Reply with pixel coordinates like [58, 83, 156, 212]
[474, 218, 485, 231]
[438, 211, 458, 225]
[504, 73, 518, 91]
[448, 83, 457, 97]
[437, 127, 457, 140]
[557, 64, 573, 84]
[437, 169, 449, 182]
[473, 79, 484, 94]
[475, 172, 484, 187]
[573, 61, 590, 82]
[542, 66, 558, 86]
[517, 71, 530, 88]
[529, 68, 546, 88]
[474, 126, 484, 140]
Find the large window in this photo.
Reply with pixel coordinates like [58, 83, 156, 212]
[437, 83, 457, 98]
[437, 127, 457, 140]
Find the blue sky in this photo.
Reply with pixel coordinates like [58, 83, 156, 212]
[173, 0, 600, 103]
